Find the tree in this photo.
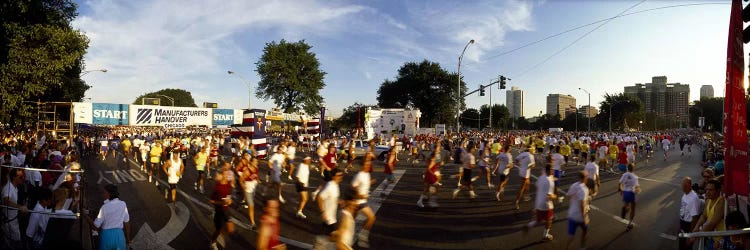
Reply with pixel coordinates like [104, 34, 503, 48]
[334, 102, 377, 129]
[255, 39, 326, 115]
[478, 104, 510, 130]
[377, 60, 468, 127]
[133, 88, 198, 107]
[0, 0, 89, 126]
[533, 114, 562, 130]
[690, 97, 724, 131]
[459, 108, 480, 129]
[516, 116, 531, 130]
[595, 93, 644, 131]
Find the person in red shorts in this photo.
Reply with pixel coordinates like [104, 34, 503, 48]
[523, 163, 556, 242]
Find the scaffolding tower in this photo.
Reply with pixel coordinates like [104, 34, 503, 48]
[36, 101, 74, 140]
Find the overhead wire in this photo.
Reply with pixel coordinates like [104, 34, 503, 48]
[509, 0, 648, 79]
[471, 2, 728, 66]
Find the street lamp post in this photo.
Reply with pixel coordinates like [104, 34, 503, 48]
[81, 68, 107, 76]
[609, 103, 613, 132]
[578, 88, 591, 132]
[155, 94, 175, 106]
[573, 105, 578, 132]
[456, 39, 475, 133]
[227, 70, 252, 109]
[81, 68, 107, 101]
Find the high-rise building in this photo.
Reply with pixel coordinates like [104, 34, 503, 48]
[700, 85, 714, 98]
[506, 86, 525, 119]
[580, 105, 598, 118]
[546, 94, 576, 119]
[624, 76, 689, 127]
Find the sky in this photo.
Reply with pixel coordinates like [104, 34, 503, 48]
[73, 0, 738, 118]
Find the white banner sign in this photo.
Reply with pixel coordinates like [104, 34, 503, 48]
[129, 105, 212, 128]
[72, 102, 93, 124]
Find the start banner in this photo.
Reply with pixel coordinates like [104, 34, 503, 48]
[130, 105, 211, 128]
[212, 109, 237, 126]
[92, 103, 129, 125]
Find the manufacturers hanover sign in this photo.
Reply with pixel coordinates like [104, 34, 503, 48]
[130, 105, 211, 128]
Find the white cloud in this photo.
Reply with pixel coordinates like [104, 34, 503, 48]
[409, 0, 536, 63]
[74, 0, 366, 105]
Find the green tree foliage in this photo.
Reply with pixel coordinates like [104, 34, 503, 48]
[133, 88, 198, 107]
[561, 111, 589, 132]
[255, 39, 326, 115]
[376, 60, 467, 127]
[689, 97, 724, 131]
[595, 93, 644, 131]
[459, 108, 480, 129]
[515, 117, 531, 130]
[478, 104, 510, 129]
[532, 114, 562, 130]
[0, 0, 89, 126]
[334, 102, 377, 129]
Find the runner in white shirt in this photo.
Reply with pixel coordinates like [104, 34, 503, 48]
[661, 137, 671, 161]
[551, 146, 565, 188]
[619, 163, 640, 230]
[163, 151, 184, 205]
[318, 169, 343, 235]
[583, 155, 600, 197]
[514, 146, 535, 209]
[566, 171, 590, 250]
[351, 160, 376, 248]
[293, 157, 311, 219]
[523, 164, 556, 242]
[139, 142, 150, 172]
[495, 146, 513, 201]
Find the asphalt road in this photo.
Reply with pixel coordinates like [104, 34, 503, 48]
[80, 144, 703, 250]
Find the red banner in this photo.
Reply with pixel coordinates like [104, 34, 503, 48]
[723, 0, 749, 197]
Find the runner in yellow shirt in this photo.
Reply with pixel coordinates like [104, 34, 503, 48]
[560, 142, 571, 167]
[572, 140, 582, 165]
[149, 141, 163, 185]
[608, 142, 619, 170]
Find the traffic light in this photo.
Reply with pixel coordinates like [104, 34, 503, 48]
[479, 85, 485, 96]
[499, 75, 509, 89]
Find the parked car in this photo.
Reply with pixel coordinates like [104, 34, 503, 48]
[351, 139, 392, 161]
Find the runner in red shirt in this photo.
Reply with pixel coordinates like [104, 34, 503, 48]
[209, 172, 233, 250]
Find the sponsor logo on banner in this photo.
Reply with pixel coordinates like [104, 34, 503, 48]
[92, 103, 129, 125]
[136, 109, 153, 124]
[130, 105, 211, 127]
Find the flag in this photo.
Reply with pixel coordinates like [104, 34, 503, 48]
[723, 0, 749, 197]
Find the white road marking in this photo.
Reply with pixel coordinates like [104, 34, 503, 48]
[123, 154, 314, 249]
[353, 169, 406, 246]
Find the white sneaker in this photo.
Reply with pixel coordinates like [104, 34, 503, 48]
[452, 189, 460, 199]
[210, 242, 219, 250]
[417, 199, 424, 208]
[296, 211, 307, 219]
[469, 191, 477, 199]
[279, 196, 285, 204]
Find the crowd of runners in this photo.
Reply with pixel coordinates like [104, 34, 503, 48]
[1, 125, 745, 249]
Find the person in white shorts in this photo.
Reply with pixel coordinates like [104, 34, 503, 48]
[163, 150, 184, 205]
[495, 145, 513, 201]
[514, 146, 535, 209]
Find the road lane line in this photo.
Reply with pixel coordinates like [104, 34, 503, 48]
[639, 177, 679, 187]
[122, 154, 314, 249]
[353, 169, 406, 246]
